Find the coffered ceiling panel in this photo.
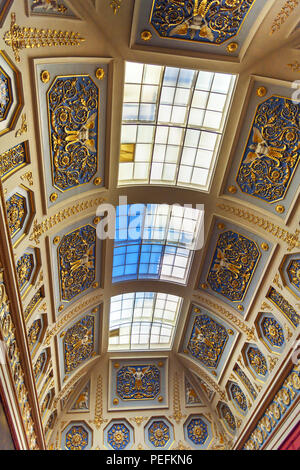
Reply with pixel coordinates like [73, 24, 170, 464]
[27, 0, 79, 18]
[224, 77, 300, 219]
[35, 59, 109, 207]
[130, 0, 272, 59]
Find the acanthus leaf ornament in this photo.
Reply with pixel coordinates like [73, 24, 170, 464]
[4, 13, 85, 63]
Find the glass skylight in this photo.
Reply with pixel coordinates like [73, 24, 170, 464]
[112, 203, 203, 284]
[118, 62, 236, 190]
[109, 292, 182, 351]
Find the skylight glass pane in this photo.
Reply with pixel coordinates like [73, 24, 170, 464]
[119, 62, 236, 190]
[109, 292, 182, 351]
[112, 203, 202, 284]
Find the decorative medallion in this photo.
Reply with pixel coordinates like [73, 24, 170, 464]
[6, 193, 27, 239]
[28, 319, 42, 352]
[229, 383, 248, 413]
[267, 287, 299, 327]
[148, 420, 170, 448]
[246, 346, 268, 377]
[58, 225, 96, 302]
[218, 402, 236, 432]
[71, 382, 90, 411]
[236, 96, 300, 203]
[261, 316, 285, 349]
[63, 315, 95, 374]
[107, 422, 130, 450]
[47, 76, 99, 192]
[16, 253, 34, 291]
[287, 259, 300, 293]
[0, 143, 28, 181]
[187, 314, 228, 368]
[65, 425, 89, 450]
[116, 365, 160, 401]
[0, 65, 12, 121]
[207, 230, 260, 302]
[185, 377, 202, 405]
[187, 417, 208, 446]
[150, 0, 257, 45]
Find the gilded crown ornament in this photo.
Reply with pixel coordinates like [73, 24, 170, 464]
[4, 13, 85, 63]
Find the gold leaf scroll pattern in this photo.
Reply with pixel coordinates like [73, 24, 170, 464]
[58, 225, 96, 302]
[48, 75, 99, 192]
[150, 0, 257, 44]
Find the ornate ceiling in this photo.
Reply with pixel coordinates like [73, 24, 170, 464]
[0, 0, 299, 451]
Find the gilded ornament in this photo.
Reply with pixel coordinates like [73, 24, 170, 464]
[92, 281, 99, 288]
[158, 396, 163, 402]
[95, 68, 105, 80]
[93, 177, 102, 186]
[20, 171, 33, 186]
[50, 192, 58, 203]
[227, 42, 238, 53]
[256, 86, 267, 97]
[117, 365, 160, 400]
[228, 185, 237, 194]
[65, 425, 89, 450]
[169, 372, 187, 423]
[276, 205, 285, 214]
[217, 223, 225, 230]
[141, 30, 152, 41]
[288, 61, 300, 72]
[267, 287, 299, 328]
[53, 236, 61, 245]
[237, 305, 244, 312]
[110, 0, 122, 14]
[63, 315, 95, 374]
[4, 13, 85, 63]
[113, 398, 119, 405]
[0, 143, 28, 182]
[93, 217, 101, 225]
[270, 0, 300, 34]
[58, 304, 64, 312]
[148, 421, 170, 448]
[40, 70, 50, 84]
[107, 422, 130, 450]
[261, 243, 269, 251]
[15, 114, 28, 137]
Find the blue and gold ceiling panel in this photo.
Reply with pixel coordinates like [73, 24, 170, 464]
[217, 401, 236, 434]
[0, 50, 22, 136]
[145, 417, 174, 450]
[226, 381, 248, 416]
[0, 0, 12, 27]
[27, 0, 79, 18]
[131, 0, 269, 59]
[279, 253, 300, 300]
[58, 310, 99, 383]
[33, 348, 50, 387]
[233, 363, 257, 401]
[198, 219, 273, 313]
[109, 358, 168, 411]
[16, 247, 41, 299]
[70, 381, 90, 412]
[267, 286, 300, 328]
[242, 343, 269, 383]
[5, 185, 35, 247]
[62, 421, 92, 451]
[0, 142, 30, 182]
[185, 376, 203, 406]
[104, 419, 134, 451]
[50, 218, 101, 315]
[255, 312, 285, 354]
[184, 414, 213, 449]
[225, 79, 300, 218]
[35, 59, 109, 207]
[181, 305, 238, 379]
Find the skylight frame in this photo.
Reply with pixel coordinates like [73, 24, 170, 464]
[108, 292, 183, 351]
[112, 203, 202, 285]
[118, 62, 237, 190]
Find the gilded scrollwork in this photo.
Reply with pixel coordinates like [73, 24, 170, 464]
[207, 230, 260, 302]
[0, 143, 28, 181]
[48, 76, 99, 192]
[63, 315, 95, 374]
[116, 365, 160, 401]
[236, 97, 300, 203]
[58, 225, 96, 302]
[150, 0, 257, 45]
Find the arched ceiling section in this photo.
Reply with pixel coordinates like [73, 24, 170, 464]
[0, 0, 299, 451]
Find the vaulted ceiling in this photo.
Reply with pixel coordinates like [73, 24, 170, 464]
[0, 0, 299, 451]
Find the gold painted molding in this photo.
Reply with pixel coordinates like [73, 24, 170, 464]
[29, 197, 106, 244]
[169, 372, 187, 424]
[89, 375, 108, 429]
[52, 371, 85, 408]
[217, 204, 300, 252]
[270, 0, 300, 35]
